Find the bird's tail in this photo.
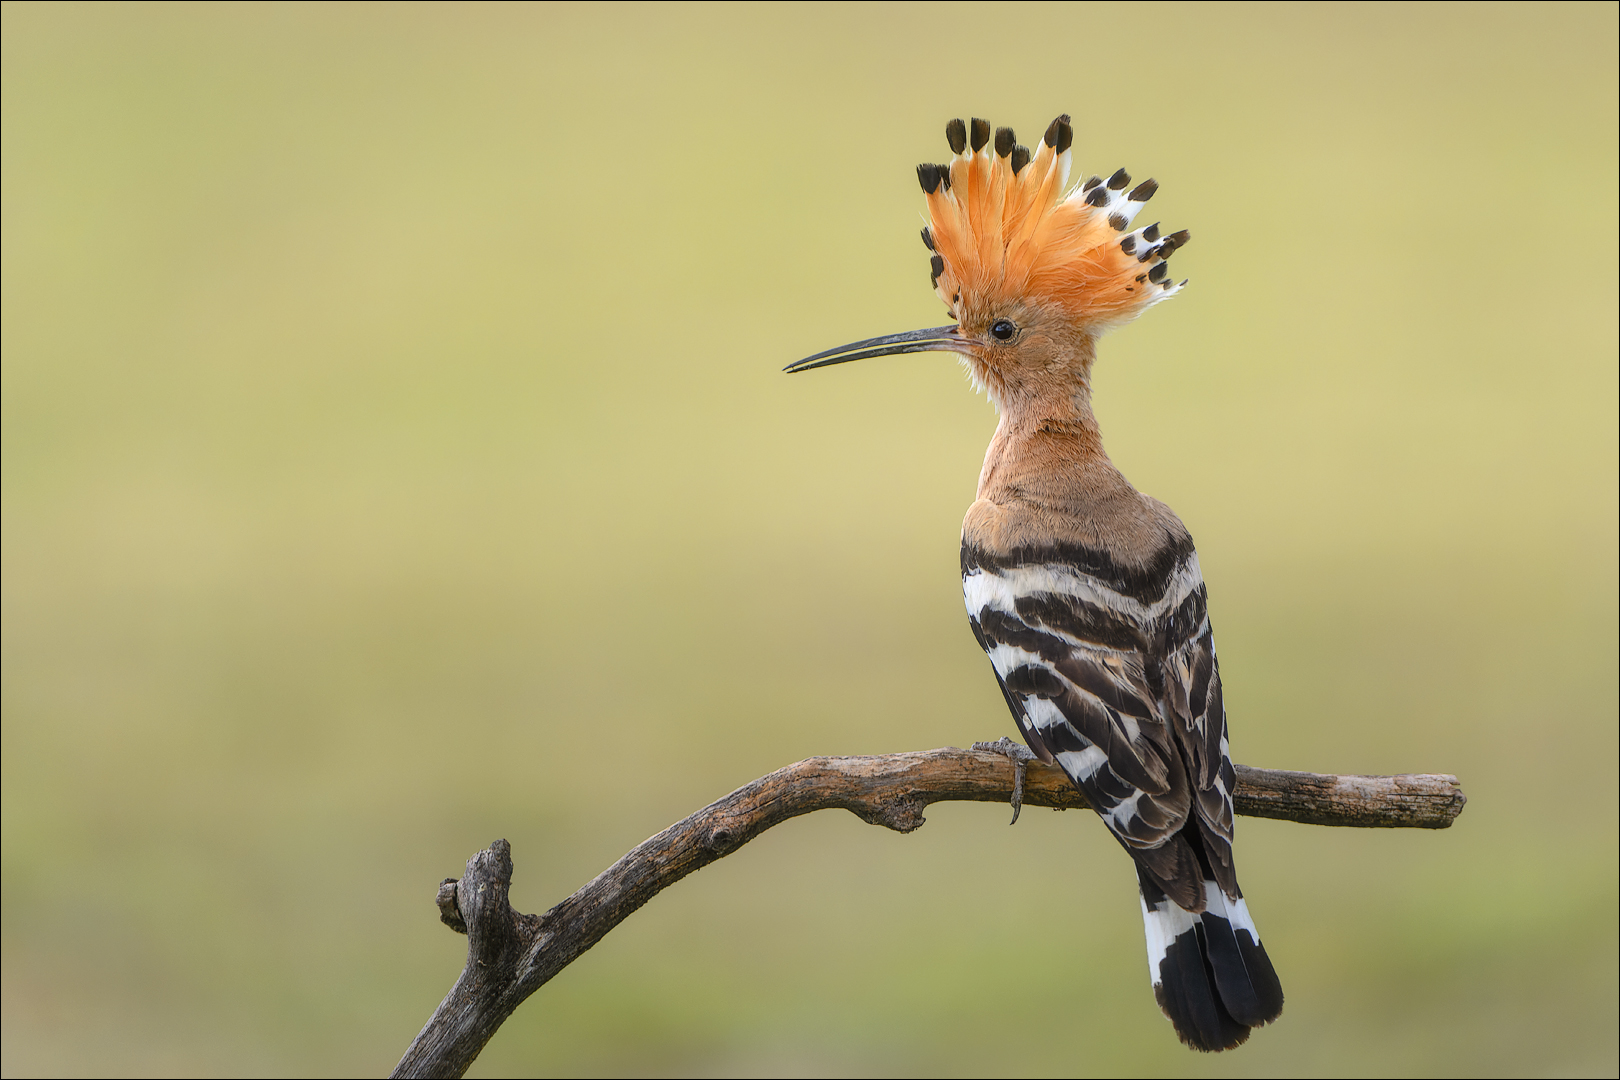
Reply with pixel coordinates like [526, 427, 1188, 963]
[1137, 868, 1284, 1052]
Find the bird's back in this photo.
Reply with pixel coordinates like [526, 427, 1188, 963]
[962, 427, 1283, 1050]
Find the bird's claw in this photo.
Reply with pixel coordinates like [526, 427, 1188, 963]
[972, 737, 1037, 825]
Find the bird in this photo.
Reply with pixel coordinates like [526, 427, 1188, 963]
[785, 114, 1284, 1052]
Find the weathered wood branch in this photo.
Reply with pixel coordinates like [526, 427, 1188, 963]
[390, 747, 1466, 1078]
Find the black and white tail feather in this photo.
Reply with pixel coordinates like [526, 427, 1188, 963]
[1139, 868, 1283, 1050]
[964, 532, 1284, 1051]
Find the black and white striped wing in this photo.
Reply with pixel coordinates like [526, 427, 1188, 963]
[961, 539, 1233, 906]
[963, 538, 1283, 1049]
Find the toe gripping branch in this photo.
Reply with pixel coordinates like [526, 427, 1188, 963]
[972, 736, 1041, 824]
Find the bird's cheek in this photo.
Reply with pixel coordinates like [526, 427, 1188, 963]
[967, 350, 1003, 379]
[961, 352, 1003, 391]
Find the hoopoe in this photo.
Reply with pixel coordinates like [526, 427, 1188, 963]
[787, 115, 1284, 1052]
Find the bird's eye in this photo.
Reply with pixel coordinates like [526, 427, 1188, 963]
[990, 319, 1016, 341]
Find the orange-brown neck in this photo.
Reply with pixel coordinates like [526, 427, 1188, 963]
[972, 333, 1127, 505]
[964, 336, 1173, 557]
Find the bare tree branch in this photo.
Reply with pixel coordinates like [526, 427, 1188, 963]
[390, 747, 1466, 1078]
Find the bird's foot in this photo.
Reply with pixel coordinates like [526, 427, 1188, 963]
[972, 737, 1038, 825]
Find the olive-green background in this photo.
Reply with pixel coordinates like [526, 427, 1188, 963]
[3, 3, 1615, 1076]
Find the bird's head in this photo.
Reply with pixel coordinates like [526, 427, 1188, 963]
[788, 115, 1188, 412]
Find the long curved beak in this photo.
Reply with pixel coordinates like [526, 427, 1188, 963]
[784, 325, 965, 374]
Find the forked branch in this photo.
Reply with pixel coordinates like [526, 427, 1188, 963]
[390, 746, 1466, 1078]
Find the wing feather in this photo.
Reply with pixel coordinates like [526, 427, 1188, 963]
[964, 537, 1235, 909]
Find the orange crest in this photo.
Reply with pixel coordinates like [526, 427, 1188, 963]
[918, 116, 1188, 331]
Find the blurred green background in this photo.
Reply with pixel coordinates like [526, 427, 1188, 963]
[3, 3, 1615, 1076]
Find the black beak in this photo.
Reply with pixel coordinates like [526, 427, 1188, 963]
[784, 325, 965, 373]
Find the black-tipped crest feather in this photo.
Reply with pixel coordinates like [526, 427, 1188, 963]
[970, 117, 991, 152]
